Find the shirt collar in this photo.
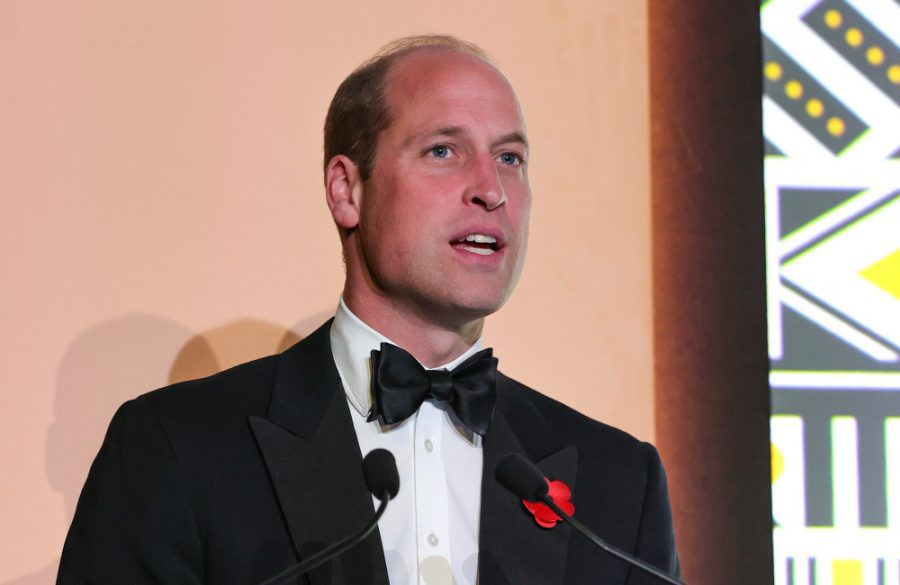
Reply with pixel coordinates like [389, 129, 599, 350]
[329, 296, 485, 417]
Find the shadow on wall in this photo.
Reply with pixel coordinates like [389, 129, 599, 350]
[8, 312, 330, 585]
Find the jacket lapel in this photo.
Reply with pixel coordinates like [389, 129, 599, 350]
[249, 322, 577, 585]
[249, 321, 389, 585]
[479, 374, 578, 585]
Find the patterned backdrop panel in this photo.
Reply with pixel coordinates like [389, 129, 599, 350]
[762, 0, 900, 583]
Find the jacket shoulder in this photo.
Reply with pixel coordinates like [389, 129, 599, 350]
[133, 353, 279, 423]
[497, 373, 679, 575]
[497, 372, 650, 453]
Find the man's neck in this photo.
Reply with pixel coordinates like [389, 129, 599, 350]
[342, 292, 483, 368]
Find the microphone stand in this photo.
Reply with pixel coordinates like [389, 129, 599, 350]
[540, 497, 686, 585]
[259, 490, 391, 585]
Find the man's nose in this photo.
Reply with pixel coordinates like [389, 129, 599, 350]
[464, 155, 507, 211]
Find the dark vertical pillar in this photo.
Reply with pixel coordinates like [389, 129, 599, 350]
[648, 3, 774, 584]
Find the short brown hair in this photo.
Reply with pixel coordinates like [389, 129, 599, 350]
[323, 35, 492, 181]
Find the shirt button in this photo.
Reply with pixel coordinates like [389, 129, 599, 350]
[427, 533, 439, 547]
[424, 438, 434, 453]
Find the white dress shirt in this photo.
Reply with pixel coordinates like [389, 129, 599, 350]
[329, 298, 484, 585]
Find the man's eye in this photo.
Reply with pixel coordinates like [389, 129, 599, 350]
[498, 152, 523, 166]
[429, 145, 451, 158]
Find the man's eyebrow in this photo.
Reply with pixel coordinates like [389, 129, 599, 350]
[403, 127, 529, 150]
[492, 132, 529, 150]
[403, 126, 465, 148]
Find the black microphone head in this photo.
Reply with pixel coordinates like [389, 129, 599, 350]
[495, 454, 548, 501]
[362, 448, 400, 502]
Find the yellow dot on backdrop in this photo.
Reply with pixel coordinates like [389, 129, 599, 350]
[845, 28, 863, 47]
[824, 9, 842, 28]
[765, 61, 783, 81]
[889, 65, 900, 84]
[771, 443, 785, 483]
[806, 99, 825, 118]
[828, 117, 846, 136]
[866, 46, 884, 66]
[786, 80, 803, 100]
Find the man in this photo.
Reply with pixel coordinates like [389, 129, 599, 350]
[59, 36, 678, 584]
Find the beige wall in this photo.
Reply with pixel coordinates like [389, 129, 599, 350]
[1, 1, 651, 581]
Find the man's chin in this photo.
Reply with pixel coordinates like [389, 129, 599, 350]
[423, 294, 509, 329]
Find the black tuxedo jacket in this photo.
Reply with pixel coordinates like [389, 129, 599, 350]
[58, 320, 678, 584]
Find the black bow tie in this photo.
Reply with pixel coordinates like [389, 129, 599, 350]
[367, 343, 498, 436]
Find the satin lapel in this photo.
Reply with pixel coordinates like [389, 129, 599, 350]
[479, 374, 578, 585]
[249, 321, 389, 585]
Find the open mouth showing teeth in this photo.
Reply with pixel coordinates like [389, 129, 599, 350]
[452, 234, 500, 256]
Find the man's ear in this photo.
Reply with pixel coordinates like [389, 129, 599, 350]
[325, 155, 363, 230]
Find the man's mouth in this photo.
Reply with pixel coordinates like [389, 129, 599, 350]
[451, 233, 501, 256]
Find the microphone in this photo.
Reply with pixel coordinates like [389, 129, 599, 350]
[362, 447, 400, 502]
[259, 448, 399, 585]
[496, 454, 686, 585]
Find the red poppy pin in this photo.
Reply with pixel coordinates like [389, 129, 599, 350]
[522, 477, 575, 528]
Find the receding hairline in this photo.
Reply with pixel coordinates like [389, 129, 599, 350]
[322, 35, 512, 181]
[362, 34, 496, 71]
[376, 46, 525, 168]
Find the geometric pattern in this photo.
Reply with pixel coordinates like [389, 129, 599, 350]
[860, 248, 900, 299]
[764, 37, 868, 154]
[763, 0, 900, 583]
[803, 0, 900, 108]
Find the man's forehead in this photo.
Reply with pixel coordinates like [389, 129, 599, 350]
[384, 48, 526, 130]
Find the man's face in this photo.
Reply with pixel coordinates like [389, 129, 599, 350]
[356, 49, 532, 326]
